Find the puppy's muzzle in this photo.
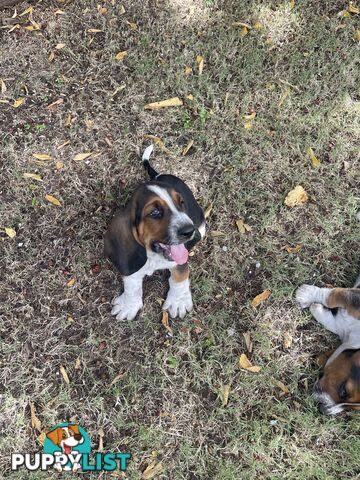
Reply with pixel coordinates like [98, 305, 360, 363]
[177, 223, 195, 241]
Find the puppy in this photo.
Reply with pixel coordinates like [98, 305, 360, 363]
[296, 274, 360, 414]
[46, 424, 84, 472]
[104, 145, 205, 321]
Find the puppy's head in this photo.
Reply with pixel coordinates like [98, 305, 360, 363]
[132, 183, 195, 265]
[46, 425, 84, 453]
[314, 349, 360, 415]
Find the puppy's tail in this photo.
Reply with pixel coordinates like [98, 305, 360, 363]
[142, 144, 159, 180]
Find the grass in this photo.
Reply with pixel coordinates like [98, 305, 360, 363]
[0, 0, 359, 478]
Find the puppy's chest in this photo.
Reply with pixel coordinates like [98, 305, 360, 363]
[141, 251, 176, 276]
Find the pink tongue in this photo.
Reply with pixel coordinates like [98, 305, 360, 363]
[170, 244, 189, 265]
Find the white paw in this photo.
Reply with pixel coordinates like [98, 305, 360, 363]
[111, 293, 143, 321]
[296, 284, 319, 309]
[73, 463, 81, 472]
[310, 303, 326, 315]
[163, 289, 193, 319]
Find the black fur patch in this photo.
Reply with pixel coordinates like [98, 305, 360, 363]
[350, 364, 360, 384]
[342, 349, 359, 357]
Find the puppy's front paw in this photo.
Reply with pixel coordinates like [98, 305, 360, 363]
[163, 289, 193, 319]
[111, 294, 143, 321]
[296, 284, 319, 309]
[309, 303, 326, 315]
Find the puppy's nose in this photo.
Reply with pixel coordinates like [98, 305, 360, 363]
[74, 434, 82, 441]
[178, 224, 195, 239]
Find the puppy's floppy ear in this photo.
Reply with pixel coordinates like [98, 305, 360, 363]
[68, 424, 80, 435]
[46, 427, 62, 446]
[104, 205, 147, 276]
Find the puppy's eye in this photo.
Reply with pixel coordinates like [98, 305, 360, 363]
[150, 207, 163, 219]
[338, 383, 347, 400]
[62, 432, 67, 438]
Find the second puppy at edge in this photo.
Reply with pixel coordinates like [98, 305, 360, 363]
[104, 145, 206, 321]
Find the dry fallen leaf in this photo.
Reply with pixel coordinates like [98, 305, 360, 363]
[210, 230, 226, 237]
[67, 278, 75, 287]
[55, 43, 66, 49]
[307, 147, 321, 168]
[284, 185, 309, 207]
[144, 97, 183, 110]
[127, 21, 138, 30]
[13, 98, 25, 108]
[47, 98, 64, 110]
[115, 50, 127, 61]
[239, 353, 261, 373]
[87, 28, 102, 33]
[48, 51, 55, 62]
[184, 66, 192, 75]
[142, 462, 163, 480]
[196, 55, 204, 75]
[32, 153, 51, 161]
[348, 3, 359, 14]
[75, 357, 81, 370]
[236, 218, 252, 234]
[161, 310, 173, 336]
[204, 202, 213, 219]
[356, 29, 360, 41]
[278, 87, 290, 107]
[5, 227, 16, 239]
[282, 244, 302, 254]
[240, 26, 248, 37]
[186, 94, 194, 101]
[243, 121, 252, 129]
[253, 21, 263, 29]
[19, 5, 33, 16]
[23, 173, 43, 182]
[283, 332, 293, 349]
[1, 79, 6, 94]
[273, 379, 290, 395]
[74, 152, 93, 161]
[222, 384, 231, 406]
[289, 0, 295, 9]
[182, 139, 194, 156]
[243, 331, 253, 353]
[56, 161, 64, 170]
[45, 194, 61, 206]
[244, 112, 256, 120]
[110, 371, 126, 386]
[143, 135, 172, 155]
[60, 365, 70, 384]
[30, 402, 42, 432]
[251, 290, 271, 308]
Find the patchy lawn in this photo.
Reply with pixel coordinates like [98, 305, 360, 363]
[1, 0, 359, 478]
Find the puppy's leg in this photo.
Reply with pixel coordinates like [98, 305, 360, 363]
[111, 272, 144, 321]
[296, 284, 332, 309]
[309, 303, 339, 334]
[163, 264, 193, 318]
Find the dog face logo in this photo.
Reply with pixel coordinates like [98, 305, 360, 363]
[46, 425, 84, 455]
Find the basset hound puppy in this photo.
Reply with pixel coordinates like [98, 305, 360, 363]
[104, 145, 205, 321]
[46, 424, 84, 471]
[296, 274, 360, 415]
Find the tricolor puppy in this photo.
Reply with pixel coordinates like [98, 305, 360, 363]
[296, 274, 360, 415]
[104, 145, 205, 321]
[46, 424, 84, 472]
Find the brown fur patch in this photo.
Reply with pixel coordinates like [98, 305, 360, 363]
[171, 263, 189, 283]
[326, 288, 360, 319]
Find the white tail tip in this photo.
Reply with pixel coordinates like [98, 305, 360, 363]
[142, 144, 154, 161]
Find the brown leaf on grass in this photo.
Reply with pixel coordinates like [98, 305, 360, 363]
[278, 87, 290, 107]
[23, 173, 43, 182]
[5, 227, 16, 239]
[185, 94, 194, 101]
[127, 21, 138, 30]
[143, 135, 172, 155]
[348, 3, 359, 14]
[222, 384, 231, 406]
[97, 5, 107, 15]
[239, 353, 261, 373]
[236, 218, 252, 234]
[47, 99, 63, 110]
[273, 379, 290, 395]
[251, 290, 271, 308]
[184, 66, 192, 75]
[196, 55, 204, 75]
[307, 147, 321, 168]
[142, 462, 163, 479]
[13, 98, 25, 108]
[30, 402, 42, 432]
[115, 50, 127, 61]
[356, 30, 360, 41]
[144, 97, 183, 110]
[281, 244, 302, 254]
[244, 111, 256, 120]
[182, 139, 194, 156]
[240, 26, 248, 37]
[54, 9, 66, 14]
[56, 161, 64, 170]
[204, 202, 213, 219]
[284, 185, 308, 207]
[32, 153, 51, 160]
[19, 6, 33, 16]
[48, 51, 55, 62]
[161, 310, 173, 336]
[118, 4, 126, 14]
[283, 332, 293, 349]
[253, 21, 263, 29]
[65, 113, 72, 126]
[110, 371, 126, 386]
[55, 43, 66, 49]
[67, 278, 75, 287]
[60, 365, 70, 384]
[210, 230, 226, 237]
[73, 152, 93, 161]
[45, 194, 61, 206]
[87, 28, 102, 33]
[243, 331, 253, 353]
[74, 357, 81, 370]
[57, 140, 70, 150]
[243, 121, 252, 129]
[1, 79, 6, 94]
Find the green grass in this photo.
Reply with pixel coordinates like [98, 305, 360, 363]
[0, 0, 359, 478]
